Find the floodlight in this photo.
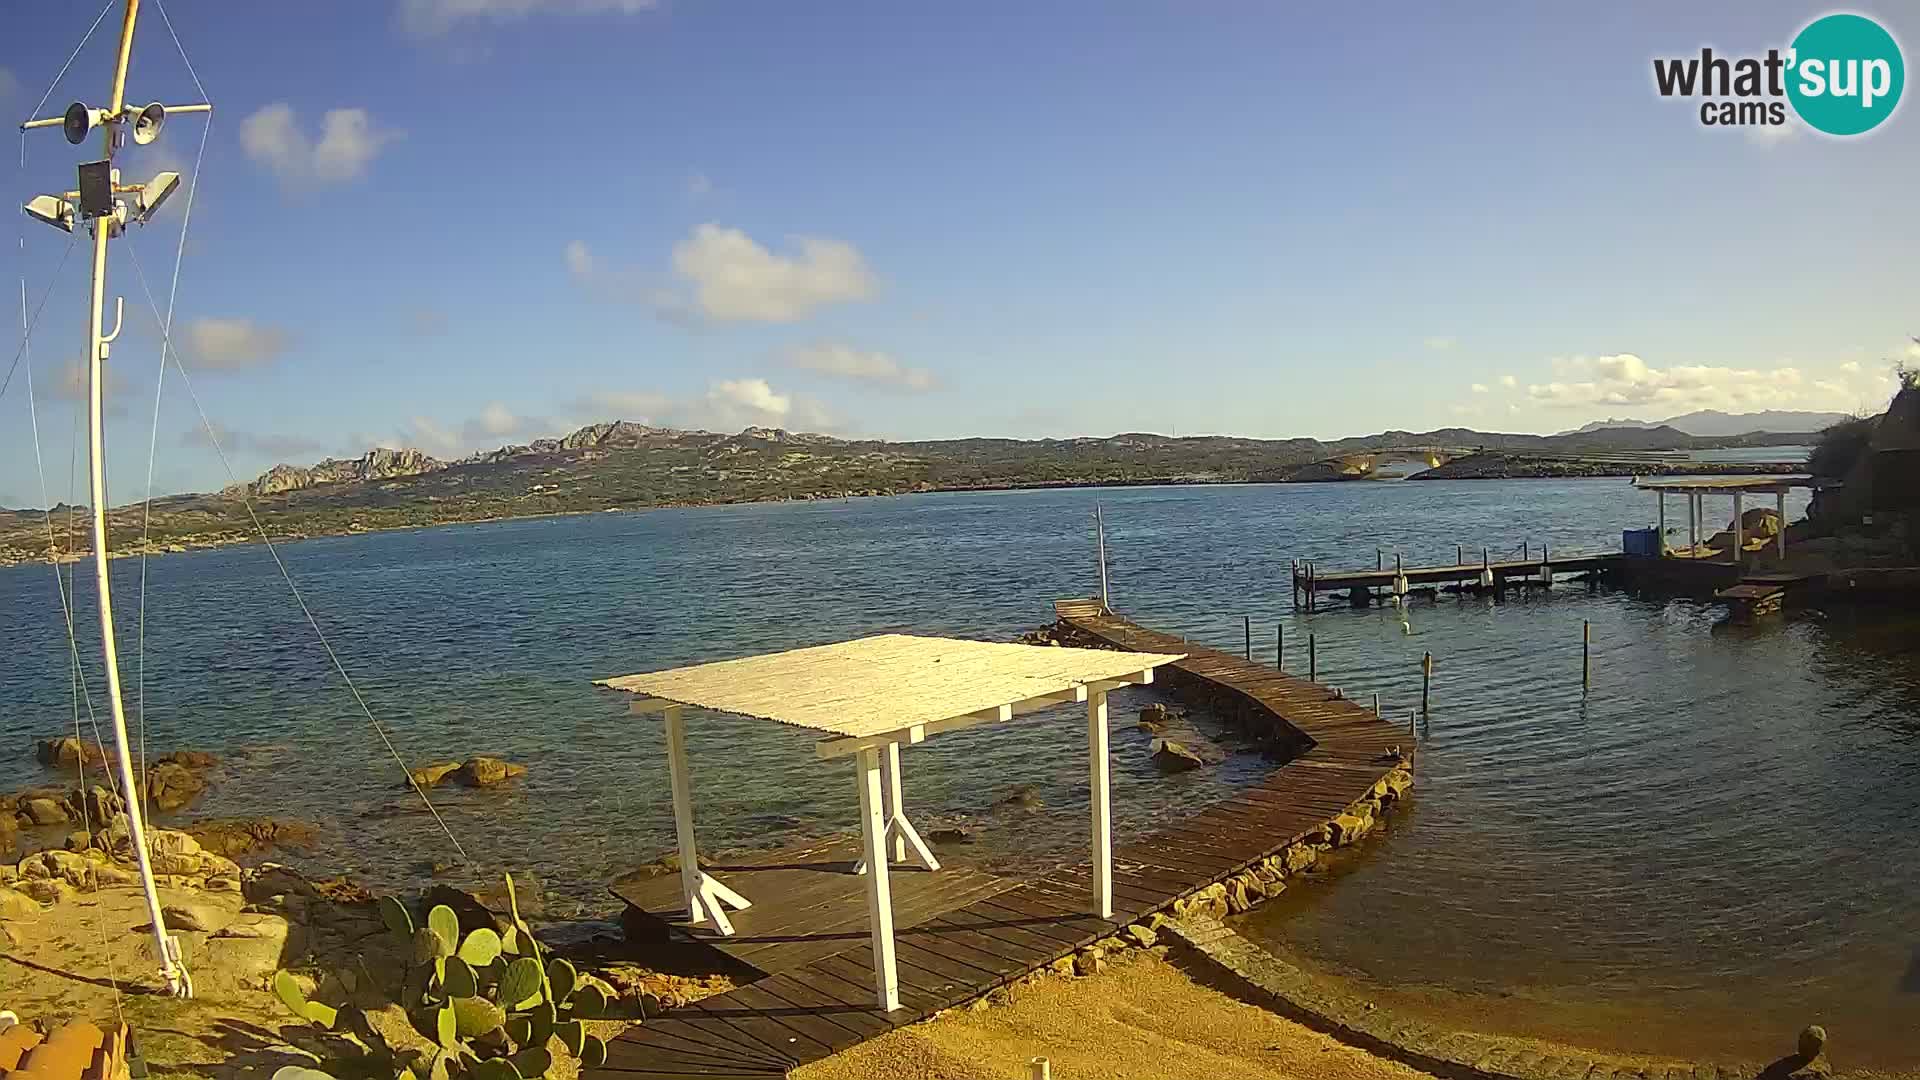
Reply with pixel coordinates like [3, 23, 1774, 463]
[132, 103, 165, 145]
[24, 195, 75, 234]
[134, 172, 180, 223]
[63, 102, 94, 145]
[77, 160, 114, 218]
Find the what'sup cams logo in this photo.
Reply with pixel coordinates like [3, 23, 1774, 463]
[1654, 13, 1905, 136]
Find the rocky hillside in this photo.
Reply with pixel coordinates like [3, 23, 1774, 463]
[0, 420, 1814, 566]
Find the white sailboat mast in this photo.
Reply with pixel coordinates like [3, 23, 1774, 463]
[22, 0, 209, 998]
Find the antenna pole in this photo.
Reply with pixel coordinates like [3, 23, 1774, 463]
[83, 0, 189, 999]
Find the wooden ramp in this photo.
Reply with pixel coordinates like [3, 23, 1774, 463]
[590, 607, 1407, 1079]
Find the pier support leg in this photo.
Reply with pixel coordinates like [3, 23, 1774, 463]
[1733, 492, 1744, 564]
[664, 706, 751, 935]
[1088, 688, 1113, 920]
[855, 747, 901, 1010]
[1689, 494, 1699, 553]
[854, 741, 941, 875]
[1657, 492, 1666, 550]
[1776, 491, 1786, 559]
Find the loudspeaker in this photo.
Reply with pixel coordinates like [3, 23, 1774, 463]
[132, 103, 165, 145]
[63, 102, 94, 145]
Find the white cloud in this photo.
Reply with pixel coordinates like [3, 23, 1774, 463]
[579, 389, 673, 419]
[241, 105, 401, 189]
[786, 342, 935, 391]
[1524, 353, 1848, 412]
[1469, 382, 1489, 394]
[564, 226, 875, 322]
[1423, 336, 1457, 351]
[50, 357, 129, 402]
[1907, 339, 1920, 360]
[566, 227, 877, 324]
[1499, 374, 1518, 389]
[0, 67, 18, 105]
[686, 172, 712, 197]
[179, 421, 324, 460]
[1747, 119, 1800, 148]
[185, 317, 289, 370]
[575, 379, 834, 433]
[474, 402, 520, 437]
[672, 225, 876, 322]
[1840, 360, 1862, 375]
[400, 0, 658, 36]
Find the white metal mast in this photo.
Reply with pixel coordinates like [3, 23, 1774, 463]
[21, 0, 210, 998]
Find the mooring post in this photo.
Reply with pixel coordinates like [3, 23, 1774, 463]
[1422, 651, 1432, 715]
[1409, 707, 1417, 740]
[1307, 562, 1316, 613]
[1582, 619, 1591, 690]
[1456, 543, 1464, 566]
[1308, 634, 1318, 681]
[1291, 559, 1299, 610]
[1277, 623, 1284, 672]
[1243, 615, 1252, 660]
[1372, 691, 1380, 715]
[1376, 549, 1383, 571]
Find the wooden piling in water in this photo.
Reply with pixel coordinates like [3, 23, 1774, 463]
[1372, 692, 1380, 715]
[1309, 634, 1317, 681]
[1421, 651, 1432, 715]
[1276, 623, 1284, 672]
[1243, 615, 1252, 660]
[1582, 619, 1591, 690]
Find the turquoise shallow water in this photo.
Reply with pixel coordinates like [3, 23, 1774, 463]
[5, 478, 1916, 1064]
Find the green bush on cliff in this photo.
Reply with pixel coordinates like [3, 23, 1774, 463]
[1810, 415, 1877, 480]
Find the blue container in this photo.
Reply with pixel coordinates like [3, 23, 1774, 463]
[1622, 527, 1661, 557]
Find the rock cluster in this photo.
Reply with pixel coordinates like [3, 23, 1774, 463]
[404, 756, 529, 789]
[8, 746, 221, 855]
[0, 826, 243, 915]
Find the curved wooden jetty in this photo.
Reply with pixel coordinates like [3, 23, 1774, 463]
[590, 602, 1407, 1079]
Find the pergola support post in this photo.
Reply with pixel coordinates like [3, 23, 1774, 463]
[854, 741, 941, 875]
[855, 746, 901, 1010]
[1776, 490, 1787, 558]
[1733, 492, 1744, 564]
[1087, 687, 1113, 920]
[1657, 492, 1666, 551]
[663, 705, 751, 935]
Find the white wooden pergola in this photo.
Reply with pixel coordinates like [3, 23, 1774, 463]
[1636, 475, 1813, 561]
[596, 634, 1184, 1011]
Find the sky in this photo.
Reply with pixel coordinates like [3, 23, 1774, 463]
[2, 0, 1917, 503]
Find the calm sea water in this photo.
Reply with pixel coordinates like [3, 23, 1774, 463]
[4, 479, 1915, 1064]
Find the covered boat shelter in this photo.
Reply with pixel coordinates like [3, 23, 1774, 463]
[1635, 474, 1814, 561]
[596, 633, 1185, 1010]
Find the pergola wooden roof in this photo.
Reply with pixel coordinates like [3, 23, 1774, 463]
[1633, 474, 1814, 494]
[598, 633, 1185, 758]
[596, 633, 1185, 1012]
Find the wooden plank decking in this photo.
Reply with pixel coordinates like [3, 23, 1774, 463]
[589, 606, 1407, 1079]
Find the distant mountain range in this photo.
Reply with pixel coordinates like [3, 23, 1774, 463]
[1561, 410, 1847, 437]
[0, 419, 1815, 563]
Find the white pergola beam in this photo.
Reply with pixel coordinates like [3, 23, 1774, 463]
[1087, 687, 1113, 920]
[855, 747, 901, 1010]
[812, 672, 1155, 760]
[662, 705, 750, 935]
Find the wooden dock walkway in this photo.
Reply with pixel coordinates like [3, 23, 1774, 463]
[1292, 551, 1625, 608]
[590, 604, 1406, 1079]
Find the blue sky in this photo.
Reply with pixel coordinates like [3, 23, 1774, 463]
[3, 0, 1917, 503]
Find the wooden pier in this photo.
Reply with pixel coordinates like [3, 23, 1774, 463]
[1292, 551, 1625, 609]
[589, 604, 1407, 1079]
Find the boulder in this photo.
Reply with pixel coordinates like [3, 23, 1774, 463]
[999, 785, 1043, 810]
[146, 829, 205, 876]
[1223, 877, 1253, 914]
[1137, 703, 1178, 731]
[1798, 1026, 1828, 1059]
[36, 737, 112, 770]
[407, 762, 462, 789]
[185, 818, 320, 859]
[0, 885, 42, 920]
[0, 812, 17, 856]
[19, 877, 72, 906]
[93, 813, 132, 854]
[1327, 810, 1373, 846]
[1072, 946, 1105, 977]
[22, 797, 68, 826]
[158, 898, 236, 934]
[454, 757, 526, 788]
[144, 761, 209, 812]
[64, 830, 92, 852]
[157, 750, 219, 769]
[423, 883, 510, 935]
[927, 827, 976, 845]
[1149, 739, 1206, 773]
[1123, 922, 1158, 948]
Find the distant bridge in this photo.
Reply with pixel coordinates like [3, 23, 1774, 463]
[1308, 446, 1477, 477]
